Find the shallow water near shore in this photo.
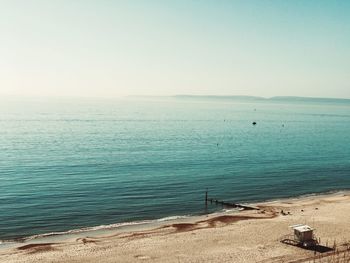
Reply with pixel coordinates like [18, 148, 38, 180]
[1, 96, 350, 241]
[0, 190, 347, 250]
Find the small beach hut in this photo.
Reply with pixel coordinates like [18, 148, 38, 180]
[290, 224, 316, 246]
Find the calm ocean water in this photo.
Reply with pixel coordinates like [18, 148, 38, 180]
[1, 97, 350, 241]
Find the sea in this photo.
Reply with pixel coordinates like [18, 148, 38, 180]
[1, 96, 350, 242]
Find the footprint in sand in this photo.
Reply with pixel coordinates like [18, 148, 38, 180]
[135, 255, 151, 260]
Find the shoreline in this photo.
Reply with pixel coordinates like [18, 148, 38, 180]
[1, 190, 350, 262]
[1, 190, 349, 250]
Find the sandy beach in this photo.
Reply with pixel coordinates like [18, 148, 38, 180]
[1, 192, 350, 263]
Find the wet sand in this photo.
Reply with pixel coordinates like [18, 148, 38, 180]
[1, 192, 350, 263]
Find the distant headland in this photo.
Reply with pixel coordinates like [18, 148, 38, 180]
[129, 95, 350, 104]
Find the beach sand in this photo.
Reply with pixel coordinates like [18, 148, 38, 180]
[1, 193, 350, 263]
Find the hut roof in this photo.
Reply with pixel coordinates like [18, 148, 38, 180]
[290, 224, 314, 232]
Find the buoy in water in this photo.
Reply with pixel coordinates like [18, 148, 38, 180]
[252, 122, 257, 125]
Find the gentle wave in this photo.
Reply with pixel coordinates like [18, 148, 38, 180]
[0, 216, 191, 244]
[0, 211, 226, 244]
[156, 215, 190, 222]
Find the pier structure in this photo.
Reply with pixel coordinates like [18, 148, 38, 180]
[205, 190, 259, 211]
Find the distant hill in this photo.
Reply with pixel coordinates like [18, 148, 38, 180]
[172, 95, 350, 104]
[174, 95, 264, 101]
[269, 96, 350, 104]
[127, 95, 350, 104]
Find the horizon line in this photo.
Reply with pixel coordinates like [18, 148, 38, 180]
[1, 94, 350, 101]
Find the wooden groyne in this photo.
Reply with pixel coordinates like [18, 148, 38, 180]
[205, 190, 259, 211]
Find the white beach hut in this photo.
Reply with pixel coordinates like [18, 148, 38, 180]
[290, 224, 316, 247]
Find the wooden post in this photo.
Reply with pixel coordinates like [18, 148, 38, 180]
[205, 188, 208, 206]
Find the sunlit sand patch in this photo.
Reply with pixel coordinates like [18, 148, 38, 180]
[134, 254, 152, 260]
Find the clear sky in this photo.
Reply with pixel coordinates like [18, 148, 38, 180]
[0, 0, 349, 98]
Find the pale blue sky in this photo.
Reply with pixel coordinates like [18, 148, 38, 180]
[0, 0, 349, 98]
